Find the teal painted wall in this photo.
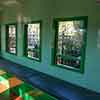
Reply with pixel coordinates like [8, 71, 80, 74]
[0, 0, 100, 93]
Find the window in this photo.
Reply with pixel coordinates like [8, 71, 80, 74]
[53, 17, 88, 72]
[0, 26, 1, 53]
[24, 21, 41, 61]
[6, 24, 17, 55]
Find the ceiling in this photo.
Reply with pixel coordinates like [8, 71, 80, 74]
[0, 0, 24, 11]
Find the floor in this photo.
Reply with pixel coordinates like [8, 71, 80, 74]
[0, 69, 56, 100]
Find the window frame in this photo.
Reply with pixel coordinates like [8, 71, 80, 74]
[24, 21, 42, 62]
[0, 24, 1, 52]
[53, 16, 88, 73]
[6, 23, 17, 55]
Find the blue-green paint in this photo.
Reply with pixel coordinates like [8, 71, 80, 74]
[0, 0, 99, 93]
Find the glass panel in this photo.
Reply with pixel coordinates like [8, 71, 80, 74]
[8, 25, 16, 54]
[56, 56, 80, 68]
[27, 23, 40, 60]
[56, 20, 85, 69]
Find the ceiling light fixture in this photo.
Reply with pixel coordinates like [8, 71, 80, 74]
[2, 0, 19, 6]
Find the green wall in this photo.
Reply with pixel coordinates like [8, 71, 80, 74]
[0, 0, 100, 93]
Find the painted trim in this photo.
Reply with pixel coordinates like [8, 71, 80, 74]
[0, 25, 2, 55]
[23, 21, 42, 62]
[52, 16, 88, 73]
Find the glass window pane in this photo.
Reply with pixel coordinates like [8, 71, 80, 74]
[7, 25, 16, 54]
[26, 23, 40, 60]
[55, 18, 87, 71]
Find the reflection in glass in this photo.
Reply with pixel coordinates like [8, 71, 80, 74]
[56, 20, 85, 69]
[8, 25, 16, 54]
[27, 23, 40, 60]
